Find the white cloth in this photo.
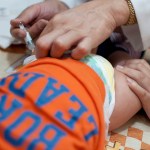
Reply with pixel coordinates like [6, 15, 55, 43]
[60, 0, 88, 8]
[59, 0, 150, 51]
[0, 0, 43, 49]
[122, 0, 150, 51]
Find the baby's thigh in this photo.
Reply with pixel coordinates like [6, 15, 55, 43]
[109, 70, 142, 131]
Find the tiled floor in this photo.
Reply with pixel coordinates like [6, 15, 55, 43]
[106, 113, 150, 150]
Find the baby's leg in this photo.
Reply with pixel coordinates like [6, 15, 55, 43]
[109, 69, 142, 131]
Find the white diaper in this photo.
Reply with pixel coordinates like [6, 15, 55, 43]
[81, 54, 115, 135]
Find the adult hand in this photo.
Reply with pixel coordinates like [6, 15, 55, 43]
[36, 0, 130, 59]
[10, 0, 68, 41]
[116, 59, 150, 119]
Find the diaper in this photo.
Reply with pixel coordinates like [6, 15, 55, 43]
[81, 54, 115, 134]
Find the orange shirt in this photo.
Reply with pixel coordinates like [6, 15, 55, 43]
[0, 57, 105, 150]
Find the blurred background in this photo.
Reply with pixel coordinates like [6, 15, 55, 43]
[0, 0, 43, 77]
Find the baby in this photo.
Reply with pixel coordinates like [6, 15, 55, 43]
[0, 50, 142, 150]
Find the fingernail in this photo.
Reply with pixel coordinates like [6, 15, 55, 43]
[116, 65, 124, 70]
[127, 77, 134, 84]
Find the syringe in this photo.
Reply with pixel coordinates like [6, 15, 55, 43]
[19, 22, 35, 53]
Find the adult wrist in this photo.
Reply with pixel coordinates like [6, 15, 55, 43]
[109, 0, 130, 27]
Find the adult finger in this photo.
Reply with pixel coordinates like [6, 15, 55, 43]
[116, 65, 150, 92]
[127, 77, 150, 118]
[10, 19, 47, 40]
[123, 59, 150, 78]
[127, 78, 149, 99]
[10, 27, 26, 39]
[124, 59, 150, 70]
[123, 62, 150, 78]
[36, 29, 65, 58]
[28, 19, 48, 39]
[71, 37, 92, 59]
[51, 30, 84, 58]
[10, 4, 41, 27]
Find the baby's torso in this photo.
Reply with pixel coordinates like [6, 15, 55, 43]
[0, 56, 106, 150]
[23, 54, 116, 128]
